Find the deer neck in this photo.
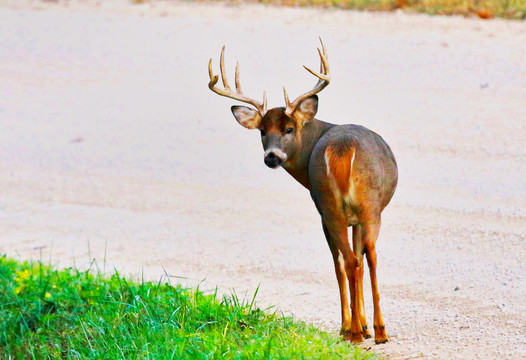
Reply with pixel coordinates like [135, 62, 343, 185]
[282, 118, 335, 190]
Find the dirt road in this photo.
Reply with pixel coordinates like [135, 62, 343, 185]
[1, 1, 525, 358]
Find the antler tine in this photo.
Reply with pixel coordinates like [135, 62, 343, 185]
[310, 38, 328, 80]
[318, 37, 327, 76]
[283, 87, 291, 108]
[319, 37, 327, 60]
[208, 46, 266, 115]
[319, 38, 329, 79]
[220, 46, 231, 90]
[235, 61, 242, 93]
[208, 58, 217, 83]
[303, 47, 330, 82]
[284, 38, 331, 116]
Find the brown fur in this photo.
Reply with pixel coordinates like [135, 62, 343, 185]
[326, 146, 355, 196]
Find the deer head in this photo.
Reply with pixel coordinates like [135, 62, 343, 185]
[208, 39, 330, 169]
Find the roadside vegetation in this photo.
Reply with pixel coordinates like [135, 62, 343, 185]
[0, 256, 377, 359]
[208, 0, 526, 19]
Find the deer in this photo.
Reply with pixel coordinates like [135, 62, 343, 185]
[207, 39, 398, 344]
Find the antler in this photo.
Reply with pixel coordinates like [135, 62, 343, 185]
[283, 38, 330, 116]
[208, 46, 267, 115]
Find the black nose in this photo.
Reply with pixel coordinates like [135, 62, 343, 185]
[264, 152, 282, 168]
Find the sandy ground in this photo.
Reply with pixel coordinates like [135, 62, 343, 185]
[1, 0, 525, 358]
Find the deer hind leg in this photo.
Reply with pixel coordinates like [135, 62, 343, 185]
[322, 221, 363, 343]
[323, 223, 351, 336]
[353, 225, 371, 339]
[363, 222, 388, 344]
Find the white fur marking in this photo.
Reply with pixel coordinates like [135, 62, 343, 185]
[264, 148, 288, 162]
[349, 148, 355, 177]
[324, 149, 331, 176]
[338, 250, 345, 273]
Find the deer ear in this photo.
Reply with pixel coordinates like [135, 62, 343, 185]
[231, 106, 262, 130]
[292, 95, 318, 124]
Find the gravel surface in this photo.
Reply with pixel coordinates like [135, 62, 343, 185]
[0, 1, 525, 359]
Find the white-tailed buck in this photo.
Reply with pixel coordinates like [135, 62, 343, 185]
[208, 39, 398, 344]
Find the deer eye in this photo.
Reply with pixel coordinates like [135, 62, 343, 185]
[286, 127, 294, 134]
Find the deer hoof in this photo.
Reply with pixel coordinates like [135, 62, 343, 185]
[373, 325, 388, 344]
[340, 328, 364, 343]
[362, 325, 372, 339]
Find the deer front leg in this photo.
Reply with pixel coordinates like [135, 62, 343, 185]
[363, 222, 388, 344]
[322, 221, 363, 343]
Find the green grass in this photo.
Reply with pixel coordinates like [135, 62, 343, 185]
[213, 0, 526, 20]
[0, 256, 377, 359]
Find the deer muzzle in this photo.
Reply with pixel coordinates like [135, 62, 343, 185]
[264, 148, 287, 169]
